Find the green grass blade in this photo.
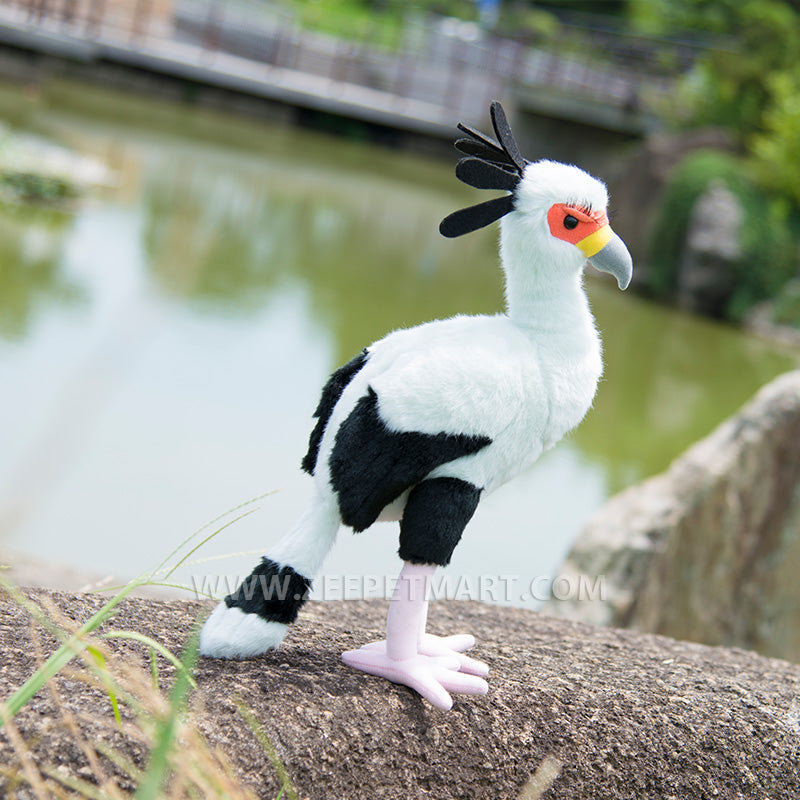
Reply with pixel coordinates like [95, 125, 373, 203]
[134, 580, 217, 599]
[0, 576, 143, 723]
[162, 509, 259, 581]
[149, 491, 275, 580]
[150, 648, 159, 690]
[175, 548, 263, 567]
[89, 580, 208, 597]
[101, 630, 197, 689]
[134, 630, 200, 800]
[86, 645, 122, 727]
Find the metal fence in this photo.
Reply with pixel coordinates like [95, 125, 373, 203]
[1, 0, 706, 126]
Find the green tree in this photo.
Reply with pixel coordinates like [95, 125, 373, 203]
[628, 0, 800, 142]
[630, 0, 800, 326]
[751, 71, 800, 206]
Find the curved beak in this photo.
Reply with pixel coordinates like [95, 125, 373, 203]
[580, 228, 633, 290]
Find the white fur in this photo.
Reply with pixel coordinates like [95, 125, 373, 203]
[200, 158, 617, 660]
[312, 159, 607, 500]
[199, 497, 338, 659]
[267, 494, 340, 578]
[199, 602, 288, 658]
[503, 160, 608, 322]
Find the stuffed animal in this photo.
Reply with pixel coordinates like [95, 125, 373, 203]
[199, 102, 632, 710]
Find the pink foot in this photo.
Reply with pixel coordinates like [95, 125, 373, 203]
[342, 634, 489, 710]
[347, 563, 490, 710]
[357, 633, 489, 677]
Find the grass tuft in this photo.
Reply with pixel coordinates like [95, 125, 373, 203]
[0, 494, 291, 799]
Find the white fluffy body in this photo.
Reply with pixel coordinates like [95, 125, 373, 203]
[313, 159, 606, 501]
[200, 158, 613, 659]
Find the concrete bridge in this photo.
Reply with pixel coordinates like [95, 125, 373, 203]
[0, 0, 704, 151]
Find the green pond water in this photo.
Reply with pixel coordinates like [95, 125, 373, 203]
[0, 79, 796, 606]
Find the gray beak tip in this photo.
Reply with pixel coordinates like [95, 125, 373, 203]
[588, 232, 633, 292]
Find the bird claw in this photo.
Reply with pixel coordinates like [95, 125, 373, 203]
[357, 632, 489, 677]
[342, 634, 490, 710]
[420, 633, 490, 676]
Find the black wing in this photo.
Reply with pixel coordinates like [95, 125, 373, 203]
[329, 388, 491, 532]
[302, 350, 369, 475]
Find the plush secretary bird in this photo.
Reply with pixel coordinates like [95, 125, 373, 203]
[200, 102, 632, 710]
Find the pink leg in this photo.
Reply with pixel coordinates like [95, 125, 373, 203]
[341, 562, 489, 710]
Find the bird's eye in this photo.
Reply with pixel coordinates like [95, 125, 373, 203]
[563, 215, 579, 230]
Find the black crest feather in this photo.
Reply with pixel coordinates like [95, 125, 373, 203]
[440, 101, 529, 238]
[455, 158, 519, 191]
[439, 194, 516, 239]
[454, 138, 515, 167]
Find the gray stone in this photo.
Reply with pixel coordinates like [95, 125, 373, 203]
[677, 180, 744, 316]
[546, 370, 800, 664]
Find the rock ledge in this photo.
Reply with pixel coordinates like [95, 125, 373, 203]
[1, 590, 799, 799]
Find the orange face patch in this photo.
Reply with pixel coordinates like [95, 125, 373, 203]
[547, 203, 609, 247]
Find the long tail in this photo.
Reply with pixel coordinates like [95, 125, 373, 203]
[199, 494, 340, 658]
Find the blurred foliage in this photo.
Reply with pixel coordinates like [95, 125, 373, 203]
[628, 0, 800, 140]
[771, 280, 800, 328]
[274, 0, 614, 47]
[274, 0, 478, 46]
[536, 0, 626, 14]
[280, 0, 406, 47]
[628, 0, 800, 321]
[493, 3, 560, 40]
[750, 70, 800, 207]
[647, 150, 797, 321]
[0, 171, 78, 203]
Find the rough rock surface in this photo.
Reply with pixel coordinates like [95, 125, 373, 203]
[1, 589, 799, 799]
[546, 370, 800, 663]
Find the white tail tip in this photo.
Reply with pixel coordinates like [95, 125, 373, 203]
[199, 602, 288, 659]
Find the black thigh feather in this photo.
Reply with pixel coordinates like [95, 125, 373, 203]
[399, 477, 481, 566]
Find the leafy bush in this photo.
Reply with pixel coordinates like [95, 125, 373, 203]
[647, 149, 797, 321]
[0, 170, 77, 203]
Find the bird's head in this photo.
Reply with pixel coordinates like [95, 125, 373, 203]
[440, 102, 632, 291]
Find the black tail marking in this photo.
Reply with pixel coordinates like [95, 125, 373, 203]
[225, 557, 311, 625]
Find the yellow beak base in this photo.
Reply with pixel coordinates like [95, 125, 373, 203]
[576, 225, 613, 259]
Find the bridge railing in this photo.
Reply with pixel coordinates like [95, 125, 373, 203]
[3, 0, 709, 125]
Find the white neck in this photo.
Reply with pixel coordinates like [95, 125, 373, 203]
[499, 217, 593, 332]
